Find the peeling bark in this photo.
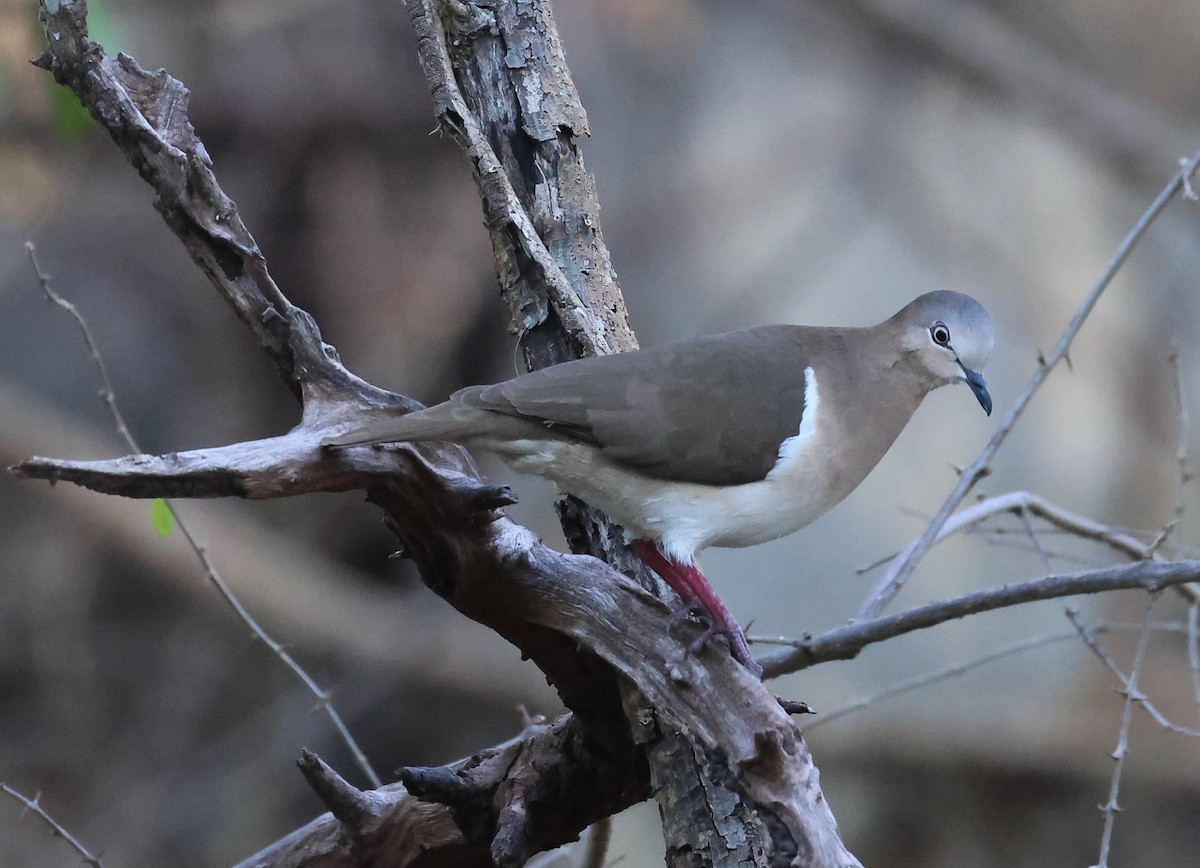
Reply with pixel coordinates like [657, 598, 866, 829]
[22, 1, 862, 866]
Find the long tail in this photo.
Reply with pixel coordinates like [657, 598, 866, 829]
[322, 401, 489, 448]
[322, 388, 555, 449]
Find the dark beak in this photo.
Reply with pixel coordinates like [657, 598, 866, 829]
[958, 360, 992, 416]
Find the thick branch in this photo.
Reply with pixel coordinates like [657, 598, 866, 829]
[9, 430, 496, 503]
[404, 2, 855, 864]
[32, 0, 383, 410]
[26, 2, 861, 865]
[408, 0, 634, 366]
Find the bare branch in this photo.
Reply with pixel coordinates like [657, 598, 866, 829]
[1064, 607, 1200, 739]
[403, 1, 862, 863]
[1190, 604, 1200, 714]
[24, 11, 862, 864]
[805, 631, 1074, 731]
[1, 784, 105, 868]
[800, 621, 1188, 731]
[407, 0, 633, 363]
[1093, 595, 1157, 868]
[1169, 342, 1191, 521]
[12, 430, 426, 499]
[858, 148, 1200, 621]
[869, 489, 1200, 607]
[26, 242, 134, 446]
[21, 244, 382, 787]
[33, 2, 354, 404]
[760, 559, 1200, 678]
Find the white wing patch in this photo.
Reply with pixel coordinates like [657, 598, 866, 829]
[494, 365, 834, 561]
[773, 366, 819, 473]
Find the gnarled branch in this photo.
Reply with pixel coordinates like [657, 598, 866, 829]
[21, 1, 861, 865]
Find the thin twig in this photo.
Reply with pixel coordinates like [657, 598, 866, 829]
[758, 559, 1200, 679]
[26, 242, 135, 446]
[582, 816, 613, 868]
[804, 631, 1074, 731]
[857, 148, 1200, 622]
[25, 243, 383, 789]
[1092, 595, 1157, 868]
[867, 493, 1161, 572]
[1018, 508, 1055, 573]
[866, 489, 1200, 605]
[1064, 607, 1200, 738]
[753, 620, 1190, 649]
[1168, 342, 1191, 521]
[979, 532, 1111, 570]
[1189, 604, 1200, 716]
[1, 784, 105, 868]
[800, 621, 1190, 731]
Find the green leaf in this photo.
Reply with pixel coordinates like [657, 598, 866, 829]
[42, 0, 125, 140]
[52, 84, 95, 140]
[150, 498, 174, 538]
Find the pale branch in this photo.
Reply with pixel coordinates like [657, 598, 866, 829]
[1, 784, 105, 868]
[404, 2, 857, 864]
[858, 146, 1200, 621]
[868, 490, 1200, 605]
[1063, 607, 1200, 739]
[1094, 596, 1157, 868]
[33, 3, 359, 406]
[799, 621, 1189, 731]
[1190, 604, 1200, 713]
[759, 559, 1200, 679]
[880, 490, 1158, 563]
[10, 429, 491, 502]
[25, 3, 862, 865]
[1168, 342, 1191, 521]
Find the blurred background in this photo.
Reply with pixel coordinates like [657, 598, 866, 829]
[2, 0, 1199, 864]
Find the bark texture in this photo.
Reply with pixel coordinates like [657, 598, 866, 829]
[22, 1, 861, 865]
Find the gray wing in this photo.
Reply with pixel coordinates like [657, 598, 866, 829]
[459, 326, 814, 486]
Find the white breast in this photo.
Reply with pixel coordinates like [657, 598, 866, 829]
[491, 366, 849, 564]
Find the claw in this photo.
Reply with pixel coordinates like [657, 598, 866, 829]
[685, 622, 726, 656]
[631, 539, 761, 677]
[684, 623, 761, 678]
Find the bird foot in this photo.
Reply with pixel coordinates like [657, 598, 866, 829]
[631, 539, 761, 677]
[669, 601, 762, 677]
[685, 622, 761, 677]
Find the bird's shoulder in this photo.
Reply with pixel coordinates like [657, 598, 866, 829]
[461, 325, 841, 486]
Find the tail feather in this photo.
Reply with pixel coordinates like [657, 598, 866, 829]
[322, 399, 553, 449]
[322, 402, 485, 448]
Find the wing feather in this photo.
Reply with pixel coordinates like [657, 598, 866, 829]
[459, 326, 812, 485]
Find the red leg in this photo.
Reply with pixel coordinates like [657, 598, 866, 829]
[631, 539, 760, 676]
